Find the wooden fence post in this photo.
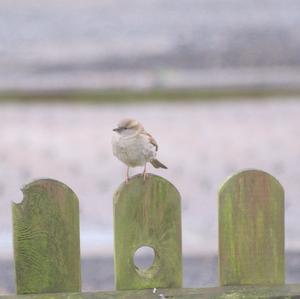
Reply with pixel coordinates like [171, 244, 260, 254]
[12, 179, 81, 294]
[219, 169, 285, 286]
[114, 174, 182, 290]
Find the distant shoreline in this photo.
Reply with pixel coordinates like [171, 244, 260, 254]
[1, 85, 300, 102]
[1, 67, 300, 95]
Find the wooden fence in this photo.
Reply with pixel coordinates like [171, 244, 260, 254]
[1, 169, 299, 298]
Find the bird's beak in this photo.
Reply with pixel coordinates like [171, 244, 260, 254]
[113, 127, 120, 132]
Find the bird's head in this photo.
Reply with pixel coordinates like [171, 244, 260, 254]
[113, 118, 144, 136]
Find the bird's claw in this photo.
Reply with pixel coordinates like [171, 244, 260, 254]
[143, 172, 148, 181]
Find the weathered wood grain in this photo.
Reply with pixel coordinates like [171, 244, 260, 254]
[12, 179, 81, 294]
[2, 284, 300, 299]
[114, 174, 182, 290]
[219, 169, 285, 286]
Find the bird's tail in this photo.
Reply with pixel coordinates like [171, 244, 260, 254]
[150, 159, 168, 169]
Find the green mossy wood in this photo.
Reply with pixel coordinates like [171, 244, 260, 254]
[12, 179, 81, 294]
[219, 169, 285, 286]
[114, 174, 182, 290]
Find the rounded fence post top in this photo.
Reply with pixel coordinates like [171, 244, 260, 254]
[114, 173, 180, 197]
[219, 168, 284, 194]
[13, 178, 79, 206]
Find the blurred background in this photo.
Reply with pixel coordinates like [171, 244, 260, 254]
[1, 0, 300, 294]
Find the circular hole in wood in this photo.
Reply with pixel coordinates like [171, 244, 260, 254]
[134, 246, 155, 271]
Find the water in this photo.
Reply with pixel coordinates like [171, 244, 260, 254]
[1, 0, 300, 90]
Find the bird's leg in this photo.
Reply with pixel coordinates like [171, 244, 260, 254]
[143, 163, 148, 181]
[125, 166, 130, 184]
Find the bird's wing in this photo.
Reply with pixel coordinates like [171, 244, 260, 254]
[141, 131, 158, 151]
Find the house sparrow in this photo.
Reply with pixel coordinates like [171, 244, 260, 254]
[112, 118, 167, 183]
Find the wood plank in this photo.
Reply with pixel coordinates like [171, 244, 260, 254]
[2, 284, 300, 299]
[114, 174, 182, 290]
[12, 179, 81, 294]
[219, 169, 285, 286]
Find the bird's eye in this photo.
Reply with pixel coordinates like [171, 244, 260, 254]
[124, 127, 127, 130]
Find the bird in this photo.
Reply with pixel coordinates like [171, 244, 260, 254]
[112, 118, 167, 183]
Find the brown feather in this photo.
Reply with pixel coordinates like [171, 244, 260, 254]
[150, 159, 168, 169]
[141, 131, 158, 151]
